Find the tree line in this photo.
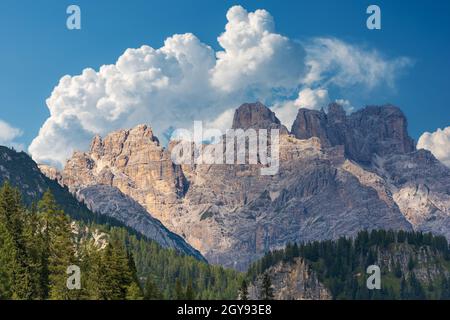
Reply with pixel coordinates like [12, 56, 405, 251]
[246, 229, 450, 300]
[0, 182, 243, 300]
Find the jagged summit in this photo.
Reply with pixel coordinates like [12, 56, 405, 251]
[232, 102, 289, 133]
[291, 103, 415, 164]
[37, 102, 450, 270]
[89, 124, 160, 155]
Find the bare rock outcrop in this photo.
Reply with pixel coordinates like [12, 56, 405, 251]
[56, 102, 450, 271]
[232, 102, 289, 134]
[248, 258, 331, 300]
[62, 124, 186, 224]
[291, 103, 415, 164]
[77, 185, 204, 259]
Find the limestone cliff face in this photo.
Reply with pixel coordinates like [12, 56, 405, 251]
[232, 102, 289, 134]
[373, 150, 450, 240]
[376, 244, 450, 284]
[62, 124, 186, 224]
[291, 103, 415, 164]
[55, 102, 450, 271]
[38, 127, 203, 259]
[248, 258, 331, 300]
[249, 242, 449, 300]
[76, 185, 204, 259]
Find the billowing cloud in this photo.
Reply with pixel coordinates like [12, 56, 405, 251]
[211, 6, 305, 93]
[294, 87, 329, 109]
[303, 38, 412, 89]
[417, 126, 450, 167]
[0, 119, 24, 150]
[29, 5, 411, 167]
[271, 37, 411, 127]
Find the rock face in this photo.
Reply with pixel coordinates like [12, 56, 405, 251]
[375, 243, 450, 285]
[62, 124, 186, 224]
[232, 102, 289, 133]
[291, 103, 415, 164]
[0, 146, 202, 259]
[57, 102, 450, 271]
[250, 240, 449, 300]
[248, 258, 331, 300]
[372, 150, 450, 240]
[77, 185, 204, 259]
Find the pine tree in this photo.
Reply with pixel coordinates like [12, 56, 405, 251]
[408, 256, 415, 271]
[21, 203, 43, 299]
[394, 261, 403, 278]
[95, 242, 132, 300]
[440, 277, 450, 299]
[0, 206, 14, 299]
[80, 241, 103, 299]
[175, 278, 184, 300]
[238, 279, 249, 300]
[260, 273, 273, 300]
[0, 182, 33, 299]
[144, 276, 162, 300]
[408, 273, 426, 299]
[38, 190, 76, 300]
[126, 282, 144, 300]
[185, 279, 195, 300]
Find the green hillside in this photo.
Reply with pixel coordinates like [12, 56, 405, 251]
[248, 229, 450, 299]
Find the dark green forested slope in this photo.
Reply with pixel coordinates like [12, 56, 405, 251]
[247, 230, 450, 300]
[0, 146, 138, 229]
[0, 182, 243, 300]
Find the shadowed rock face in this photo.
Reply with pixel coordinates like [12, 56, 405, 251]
[291, 103, 415, 164]
[53, 102, 450, 271]
[77, 185, 204, 260]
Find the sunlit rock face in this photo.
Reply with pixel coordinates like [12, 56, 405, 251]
[53, 102, 450, 271]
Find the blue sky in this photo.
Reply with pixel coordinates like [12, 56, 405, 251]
[0, 0, 449, 166]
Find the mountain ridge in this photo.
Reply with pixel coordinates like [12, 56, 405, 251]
[40, 102, 450, 270]
[0, 145, 204, 260]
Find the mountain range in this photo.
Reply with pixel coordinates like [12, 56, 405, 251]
[0, 145, 203, 260]
[33, 102, 450, 271]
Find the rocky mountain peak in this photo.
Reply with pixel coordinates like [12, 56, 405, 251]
[291, 108, 329, 145]
[327, 102, 346, 122]
[62, 124, 187, 222]
[291, 103, 415, 164]
[53, 102, 450, 271]
[232, 102, 288, 133]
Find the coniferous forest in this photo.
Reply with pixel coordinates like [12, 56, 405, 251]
[247, 230, 450, 300]
[2, 180, 450, 300]
[0, 182, 243, 300]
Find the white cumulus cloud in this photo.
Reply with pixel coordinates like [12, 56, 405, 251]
[211, 6, 305, 93]
[29, 5, 411, 167]
[417, 126, 450, 167]
[0, 119, 24, 150]
[273, 88, 329, 127]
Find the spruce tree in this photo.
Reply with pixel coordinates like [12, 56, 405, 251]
[185, 279, 195, 300]
[126, 282, 144, 300]
[0, 207, 14, 299]
[0, 182, 33, 299]
[260, 273, 274, 300]
[95, 242, 132, 300]
[38, 190, 76, 300]
[238, 279, 249, 300]
[144, 276, 162, 300]
[175, 278, 184, 300]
